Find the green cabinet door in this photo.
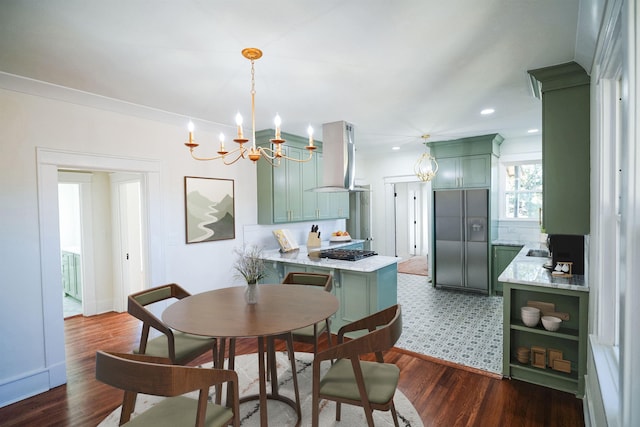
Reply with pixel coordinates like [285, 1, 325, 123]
[529, 62, 590, 235]
[541, 85, 590, 234]
[302, 153, 319, 220]
[337, 271, 370, 326]
[286, 146, 304, 222]
[431, 157, 459, 189]
[491, 245, 522, 295]
[460, 155, 491, 188]
[271, 146, 289, 223]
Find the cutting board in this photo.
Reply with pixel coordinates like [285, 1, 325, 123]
[527, 300, 570, 321]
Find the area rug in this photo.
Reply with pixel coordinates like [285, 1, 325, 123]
[398, 256, 428, 276]
[99, 352, 423, 427]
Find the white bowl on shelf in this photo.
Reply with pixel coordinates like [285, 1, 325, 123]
[541, 315, 562, 331]
[521, 306, 541, 327]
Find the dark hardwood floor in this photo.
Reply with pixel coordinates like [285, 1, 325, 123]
[0, 312, 584, 426]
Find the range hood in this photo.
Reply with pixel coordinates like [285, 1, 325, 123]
[312, 120, 365, 192]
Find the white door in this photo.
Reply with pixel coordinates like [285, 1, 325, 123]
[110, 173, 146, 312]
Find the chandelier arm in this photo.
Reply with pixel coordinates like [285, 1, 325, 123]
[257, 146, 278, 160]
[222, 151, 247, 165]
[281, 150, 314, 163]
[189, 146, 244, 161]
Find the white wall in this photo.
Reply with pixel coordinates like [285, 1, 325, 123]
[0, 85, 258, 406]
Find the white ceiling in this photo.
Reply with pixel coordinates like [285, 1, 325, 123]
[0, 0, 585, 153]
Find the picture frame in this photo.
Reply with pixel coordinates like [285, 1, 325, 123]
[184, 176, 235, 243]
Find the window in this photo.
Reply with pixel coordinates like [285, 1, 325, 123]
[504, 162, 542, 219]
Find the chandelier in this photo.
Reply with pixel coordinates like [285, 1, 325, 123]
[184, 48, 316, 166]
[414, 134, 439, 182]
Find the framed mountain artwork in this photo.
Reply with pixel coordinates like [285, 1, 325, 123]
[184, 176, 235, 243]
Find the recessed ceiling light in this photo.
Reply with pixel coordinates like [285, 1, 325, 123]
[527, 128, 539, 133]
[392, 146, 400, 151]
[480, 108, 495, 115]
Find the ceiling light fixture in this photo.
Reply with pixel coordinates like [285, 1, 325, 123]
[414, 134, 439, 182]
[481, 108, 495, 115]
[184, 48, 316, 166]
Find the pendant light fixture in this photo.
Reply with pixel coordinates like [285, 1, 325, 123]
[414, 134, 439, 182]
[184, 48, 316, 166]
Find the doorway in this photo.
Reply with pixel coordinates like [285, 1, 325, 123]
[386, 180, 430, 259]
[57, 170, 146, 317]
[37, 148, 162, 388]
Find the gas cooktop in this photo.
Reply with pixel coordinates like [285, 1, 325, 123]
[309, 248, 378, 261]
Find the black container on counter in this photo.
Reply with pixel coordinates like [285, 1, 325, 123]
[548, 234, 585, 275]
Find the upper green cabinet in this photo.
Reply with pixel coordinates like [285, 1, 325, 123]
[256, 130, 348, 224]
[528, 62, 590, 235]
[427, 134, 503, 190]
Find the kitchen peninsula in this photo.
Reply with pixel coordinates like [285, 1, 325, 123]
[260, 240, 398, 332]
[499, 245, 589, 396]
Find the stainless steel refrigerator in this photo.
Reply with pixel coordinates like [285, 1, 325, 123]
[433, 189, 488, 293]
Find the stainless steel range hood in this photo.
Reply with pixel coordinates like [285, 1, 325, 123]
[311, 120, 365, 192]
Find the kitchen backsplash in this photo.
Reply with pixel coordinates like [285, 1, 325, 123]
[496, 220, 543, 243]
[243, 219, 346, 251]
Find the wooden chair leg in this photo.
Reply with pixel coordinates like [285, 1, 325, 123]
[284, 333, 301, 419]
[226, 338, 236, 409]
[390, 400, 400, 427]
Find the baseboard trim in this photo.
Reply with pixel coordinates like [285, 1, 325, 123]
[0, 369, 50, 409]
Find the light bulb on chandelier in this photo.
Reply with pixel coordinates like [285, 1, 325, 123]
[414, 134, 439, 182]
[184, 48, 316, 166]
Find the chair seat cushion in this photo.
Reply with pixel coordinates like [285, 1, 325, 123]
[291, 321, 327, 337]
[137, 332, 215, 363]
[123, 396, 233, 427]
[319, 359, 400, 404]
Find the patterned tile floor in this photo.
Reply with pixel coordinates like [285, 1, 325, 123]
[396, 273, 503, 375]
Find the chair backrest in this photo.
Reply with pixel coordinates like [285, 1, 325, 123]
[349, 304, 402, 356]
[282, 272, 332, 292]
[96, 351, 232, 396]
[127, 283, 192, 356]
[96, 351, 239, 426]
[317, 304, 402, 362]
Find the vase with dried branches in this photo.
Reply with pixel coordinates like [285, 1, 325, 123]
[233, 245, 265, 304]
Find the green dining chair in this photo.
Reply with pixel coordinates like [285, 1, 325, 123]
[95, 351, 239, 427]
[128, 284, 218, 366]
[311, 304, 403, 427]
[282, 272, 334, 354]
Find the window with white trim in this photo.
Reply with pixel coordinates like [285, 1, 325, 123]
[503, 162, 542, 219]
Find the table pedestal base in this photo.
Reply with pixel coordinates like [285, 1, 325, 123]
[220, 334, 301, 427]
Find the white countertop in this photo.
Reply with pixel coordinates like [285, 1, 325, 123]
[498, 245, 589, 292]
[261, 240, 399, 273]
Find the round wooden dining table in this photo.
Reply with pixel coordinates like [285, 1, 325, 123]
[162, 284, 339, 427]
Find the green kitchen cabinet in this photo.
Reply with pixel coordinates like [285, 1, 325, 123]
[492, 245, 523, 295]
[502, 282, 588, 397]
[428, 134, 502, 190]
[61, 251, 82, 301]
[256, 130, 348, 224]
[528, 62, 590, 235]
[265, 261, 397, 332]
[431, 154, 492, 189]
